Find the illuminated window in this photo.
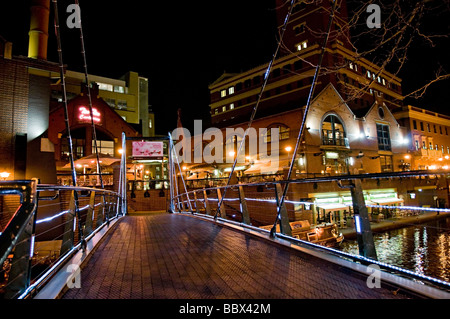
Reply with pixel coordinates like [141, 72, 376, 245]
[228, 87, 235, 95]
[220, 89, 226, 97]
[214, 108, 218, 115]
[93, 140, 114, 156]
[296, 41, 308, 51]
[376, 123, 391, 151]
[98, 82, 113, 92]
[149, 119, 153, 129]
[114, 85, 125, 93]
[222, 106, 227, 112]
[230, 103, 235, 110]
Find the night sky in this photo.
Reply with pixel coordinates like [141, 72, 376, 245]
[1, 0, 449, 135]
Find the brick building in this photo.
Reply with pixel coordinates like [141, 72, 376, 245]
[0, 36, 59, 183]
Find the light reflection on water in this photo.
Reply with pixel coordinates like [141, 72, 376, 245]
[339, 217, 450, 283]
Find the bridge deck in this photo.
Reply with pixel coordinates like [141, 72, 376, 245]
[62, 213, 411, 299]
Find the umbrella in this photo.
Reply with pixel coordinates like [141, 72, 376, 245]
[63, 153, 121, 169]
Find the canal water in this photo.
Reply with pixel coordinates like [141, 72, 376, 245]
[339, 217, 450, 283]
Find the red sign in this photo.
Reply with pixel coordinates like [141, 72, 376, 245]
[78, 106, 101, 123]
[132, 141, 164, 158]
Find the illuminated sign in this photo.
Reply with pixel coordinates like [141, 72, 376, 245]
[78, 106, 101, 123]
[132, 141, 164, 158]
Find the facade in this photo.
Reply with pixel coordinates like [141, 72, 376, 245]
[51, 70, 155, 137]
[209, 0, 403, 128]
[178, 0, 449, 224]
[0, 36, 60, 183]
[394, 105, 450, 171]
[48, 85, 139, 187]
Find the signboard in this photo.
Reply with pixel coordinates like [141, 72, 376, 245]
[132, 141, 164, 158]
[78, 106, 101, 123]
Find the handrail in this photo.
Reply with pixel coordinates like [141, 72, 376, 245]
[170, 169, 450, 296]
[0, 182, 124, 299]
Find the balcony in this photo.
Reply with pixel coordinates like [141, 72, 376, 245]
[321, 136, 349, 148]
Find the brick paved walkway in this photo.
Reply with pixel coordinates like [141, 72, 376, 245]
[62, 213, 410, 299]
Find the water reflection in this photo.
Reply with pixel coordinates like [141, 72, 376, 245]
[339, 217, 450, 282]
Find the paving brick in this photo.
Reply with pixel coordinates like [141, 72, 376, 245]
[61, 213, 412, 299]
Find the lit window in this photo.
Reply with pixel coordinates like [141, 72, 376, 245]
[230, 103, 235, 110]
[222, 106, 227, 112]
[149, 119, 153, 129]
[220, 89, 226, 97]
[98, 82, 113, 92]
[114, 86, 125, 93]
[382, 78, 386, 85]
[228, 87, 235, 95]
[296, 41, 307, 51]
[367, 70, 371, 78]
[349, 62, 354, 70]
[214, 108, 218, 114]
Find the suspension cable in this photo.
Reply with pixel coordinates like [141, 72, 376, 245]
[270, 0, 339, 237]
[74, 0, 104, 189]
[215, 0, 297, 220]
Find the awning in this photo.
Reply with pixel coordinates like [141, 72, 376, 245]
[372, 198, 404, 205]
[316, 203, 350, 212]
[245, 159, 290, 175]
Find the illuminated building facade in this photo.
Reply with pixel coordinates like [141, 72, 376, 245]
[51, 70, 155, 137]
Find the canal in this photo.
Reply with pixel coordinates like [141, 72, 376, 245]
[339, 217, 450, 283]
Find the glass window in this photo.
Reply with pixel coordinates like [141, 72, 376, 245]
[376, 123, 391, 151]
[264, 124, 290, 143]
[380, 155, 393, 172]
[220, 90, 226, 97]
[230, 103, 235, 110]
[93, 140, 114, 156]
[322, 115, 347, 146]
[228, 87, 235, 95]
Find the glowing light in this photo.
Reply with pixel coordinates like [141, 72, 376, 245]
[228, 151, 236, 157]
[285, 146, 292, 152]
[78, 106, 101, 123]
[0, 172, 10, 180]
[404, 155, 411, 160]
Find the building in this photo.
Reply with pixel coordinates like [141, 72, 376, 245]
[0, 33, 59, 183]
[394, 105, 450, 171]
[209, 0, 403, 128]
[51, 70, 155, 137]
[178, 0, 449, 224]
[48, 84, 139, 186]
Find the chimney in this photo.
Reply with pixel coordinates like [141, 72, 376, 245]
[28, 0, 50, 60]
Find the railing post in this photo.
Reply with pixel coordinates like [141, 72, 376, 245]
[203, 189, 211, 215]
[193, 191, 199, 213]
[4, 180, 38, 299]
[60, 191, 76, 256]
[275, 183, 292, 236]
[238, 185, 251, 225]
[350, 179, 378, 260]
[96, 194, 106, 228]
[84, 191, 96, 236]
[216, 188, 227, 218]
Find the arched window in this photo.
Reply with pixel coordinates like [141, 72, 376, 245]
[321, 114, 346, 146]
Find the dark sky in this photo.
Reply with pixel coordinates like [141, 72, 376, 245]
[1, 0, 449, 135]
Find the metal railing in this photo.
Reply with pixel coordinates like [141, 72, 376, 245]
[171, 170, 450, 295]
[0, 181, 124, 299]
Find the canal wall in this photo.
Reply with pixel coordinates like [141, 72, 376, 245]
[340, 211, 450, 239]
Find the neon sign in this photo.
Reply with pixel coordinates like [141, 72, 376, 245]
[78, 106, 101, 123]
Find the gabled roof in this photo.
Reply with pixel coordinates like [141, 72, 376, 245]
[209, 72, 240, 87]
